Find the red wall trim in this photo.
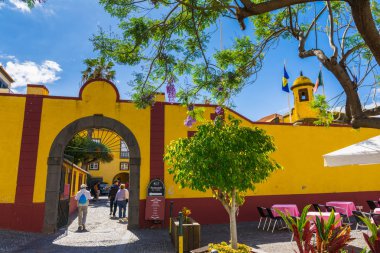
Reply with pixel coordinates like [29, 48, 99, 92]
[0, 203, 44, 232]
[160, 191, 380, 227]
[15, 96, 43, 204]
[149, 102, 165, 181]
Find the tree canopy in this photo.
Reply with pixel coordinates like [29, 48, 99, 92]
[64, 135, 113, 166]
[164, 116, 281, 249]
[91, 0, 380, 129]
[81, 56, 116, 83]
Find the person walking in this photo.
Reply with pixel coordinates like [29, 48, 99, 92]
[93, 182, 100, 201]
[108, 181, 119, 217]
[75, 184, 92, 231]
[115, 184, 129, 222]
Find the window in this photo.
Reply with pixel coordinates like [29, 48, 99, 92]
[120, 140, 129, 158]
[92, 138, 101, 143]
[0, 79, 8, 89]
[298, 89, 309, 102]
[120, 162, 129, 171]
[88, 162, 99, 170]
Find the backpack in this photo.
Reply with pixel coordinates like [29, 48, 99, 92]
[78, 193, 87, 205]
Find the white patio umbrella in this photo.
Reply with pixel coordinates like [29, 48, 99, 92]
[323, 135, 380, 167]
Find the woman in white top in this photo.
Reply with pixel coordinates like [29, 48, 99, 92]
[115, 184, 129, 220]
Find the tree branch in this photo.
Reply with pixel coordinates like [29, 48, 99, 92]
[304, 5, 327, 40]
[326, 1, 338, 61]
[350, 0, 380, 66]
[238, 0, 347, 17]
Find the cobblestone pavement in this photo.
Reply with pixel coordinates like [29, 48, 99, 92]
[0, 197, 368, 253]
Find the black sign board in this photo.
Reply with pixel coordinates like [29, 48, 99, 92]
[147, 179, 165, 197]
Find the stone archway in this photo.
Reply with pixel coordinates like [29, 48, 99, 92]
[43, 115, 141, 233]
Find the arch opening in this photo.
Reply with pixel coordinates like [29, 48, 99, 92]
[43, 115, 141, 233]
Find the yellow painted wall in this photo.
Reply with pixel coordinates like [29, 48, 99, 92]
[2, 79, 380, 205]
[33, 81, 151, 202]
[0, 96, 25, 203]
[228, 109, 380, 195]
[163, 106, 380, 199]
[62, 161, 88, 197]
[164, 105, 218, 199]
[85, 129, 130, 184]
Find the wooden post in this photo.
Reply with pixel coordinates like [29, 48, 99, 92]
[179, 212, 183, 253]
[169, 201, 174, 234]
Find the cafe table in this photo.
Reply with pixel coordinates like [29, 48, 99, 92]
[306, 212, 342, 227]
[272, 204, 300, 217]
[326, 201, 356, 216]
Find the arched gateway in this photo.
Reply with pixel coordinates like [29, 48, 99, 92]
[44, 115, 141, 233]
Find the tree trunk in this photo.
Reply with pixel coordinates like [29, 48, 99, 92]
[229, 189, 238, 250]
[350, 0, 380, 66]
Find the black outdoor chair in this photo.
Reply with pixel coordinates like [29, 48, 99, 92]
[352, 210, 369, 231]
[313, 203, 327, 212]
[257, 207, 269, 230]
[367, 200, 378, 213]
[326, 205, 350, 225]
[266, 208, 284, 233]
[372, 213, 380, 226]
[312, 203, 320, 212]
[325, 205, 335, 212]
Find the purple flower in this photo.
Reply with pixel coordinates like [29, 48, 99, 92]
[215, 106, 223, 115]
[187, 104, 194, 111]
[218, 86, 224, 92]
[184, 115, 196, 127]
[166, 77, 176, 103]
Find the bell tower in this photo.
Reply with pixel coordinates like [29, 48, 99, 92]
[291, 73, 317, 122]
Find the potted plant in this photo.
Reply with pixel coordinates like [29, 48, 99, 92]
[171, 207, 201, 252]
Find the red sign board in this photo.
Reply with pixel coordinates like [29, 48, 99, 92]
[145, 196, 165, 220]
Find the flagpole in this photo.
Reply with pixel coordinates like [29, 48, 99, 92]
[285, 59, 292, 123]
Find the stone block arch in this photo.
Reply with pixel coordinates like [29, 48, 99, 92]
[43, 115, 140, 233]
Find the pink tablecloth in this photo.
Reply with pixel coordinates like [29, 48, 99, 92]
[272, 204, 300, 217]
[374, 208, 380, 214]
[306, 212, 342, 227]
[326, 201, 356, 216]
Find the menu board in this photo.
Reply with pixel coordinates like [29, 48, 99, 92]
[145, 196, 165, 220]
[145, 179, 165, 220]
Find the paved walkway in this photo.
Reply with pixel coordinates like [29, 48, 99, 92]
[0, 197, 368, 252]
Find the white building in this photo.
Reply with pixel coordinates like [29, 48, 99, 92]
[0, 66, 14, 93]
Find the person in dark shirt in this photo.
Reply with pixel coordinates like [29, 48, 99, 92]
[108, 181, 119, 217]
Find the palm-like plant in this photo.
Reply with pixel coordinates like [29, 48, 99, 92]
[81, 57, 115, 83]
[359, 216, 380, 252]
[278, 205, 353, 253]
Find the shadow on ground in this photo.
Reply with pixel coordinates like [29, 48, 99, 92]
[0, 203, 367, 253]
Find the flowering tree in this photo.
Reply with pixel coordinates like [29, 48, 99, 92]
[90, 0, 380, 129]
[164, 116, 281, 250]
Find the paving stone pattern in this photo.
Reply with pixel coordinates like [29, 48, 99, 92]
[0, 197, 368, 253]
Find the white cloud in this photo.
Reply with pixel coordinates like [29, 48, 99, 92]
[0, 54, 16, 60]
[0, 2, 6, 9]
[9, 0, 31, 13]
[3, 59, 62, 88]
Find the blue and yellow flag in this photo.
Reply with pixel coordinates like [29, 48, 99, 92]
[282, 66, 290, 93]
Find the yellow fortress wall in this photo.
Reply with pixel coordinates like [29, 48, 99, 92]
[0, 78, 379, 233]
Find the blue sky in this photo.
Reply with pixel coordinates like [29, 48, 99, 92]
[0, 0, 345, 120]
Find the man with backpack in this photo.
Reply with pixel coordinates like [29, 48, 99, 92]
[75, 184, 92, 231]
[108, 181, 119, 217]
